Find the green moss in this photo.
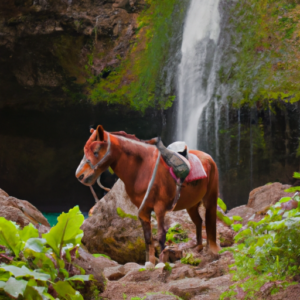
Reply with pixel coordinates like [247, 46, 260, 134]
[116, 207, 138, 221]
[180, 253, 201, 266]
[228, 0, 300, 106]
[166, 224, 189, 244]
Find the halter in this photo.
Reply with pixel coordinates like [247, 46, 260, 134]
[87, 133, 111, 170]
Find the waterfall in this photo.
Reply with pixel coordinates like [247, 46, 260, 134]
[176, 0, 221, 149]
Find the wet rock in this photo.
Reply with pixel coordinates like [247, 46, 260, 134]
[247, 182, 294, 213]
[0, 188, 50, 227]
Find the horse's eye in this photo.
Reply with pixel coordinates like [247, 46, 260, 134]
[94, 152, 98, 158]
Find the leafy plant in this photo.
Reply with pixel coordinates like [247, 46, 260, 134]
[220, 173, 300, 299]
[166, 224, 189, 244]
[180, 253, 201, 266]
[0, 206, 104, 299]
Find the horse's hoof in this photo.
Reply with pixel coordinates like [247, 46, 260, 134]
[209, 244, 221, 255]
[195, 245, 204, 252]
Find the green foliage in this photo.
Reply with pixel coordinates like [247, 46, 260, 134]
[231, 223, 243, 232]
[218, 198, 227, 212]
[220, 179, 300, 298]
[231, 216, 243, 222]
[166, 224, 189, 244]
[180, 253, 201, 266]
[116, 208, 138, 221]
[0, 206, 102, 299]
[217, 211, 233, 226]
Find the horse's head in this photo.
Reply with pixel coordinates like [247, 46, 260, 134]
[75, 125, 111, 186]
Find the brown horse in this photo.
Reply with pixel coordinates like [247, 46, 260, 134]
[75, 125, 220, 264]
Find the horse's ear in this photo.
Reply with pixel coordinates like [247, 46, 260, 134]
[96, 125, 105, 141]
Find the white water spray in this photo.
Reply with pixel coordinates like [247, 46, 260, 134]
[177, 0, 221, 149]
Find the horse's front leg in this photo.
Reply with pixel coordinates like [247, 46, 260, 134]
[139, 209, 155, 265]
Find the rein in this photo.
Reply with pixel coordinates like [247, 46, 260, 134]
[138, 150, 161, 214]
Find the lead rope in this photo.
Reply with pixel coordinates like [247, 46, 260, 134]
[138, 150, 161, 214]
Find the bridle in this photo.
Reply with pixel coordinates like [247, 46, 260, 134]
[86, 133, 111, 170]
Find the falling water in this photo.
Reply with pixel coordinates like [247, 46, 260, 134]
[176, 0, 221, 149]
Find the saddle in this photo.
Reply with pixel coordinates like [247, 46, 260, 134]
[156, 139, 207, 211]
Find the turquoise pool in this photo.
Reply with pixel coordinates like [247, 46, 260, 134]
[43, 212, 89, 227]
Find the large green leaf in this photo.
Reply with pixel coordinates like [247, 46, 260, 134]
[24, 238, 47, 253]
[3, 277, 27, 298]
[53, 281, 84, 300]
[19, 223, 39, 244]
[0, 265, 50, 281]
[0, 217, 22, 257]
[42, 206, 84, 258]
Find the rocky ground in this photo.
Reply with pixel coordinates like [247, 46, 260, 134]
[0, 180, 299, 299]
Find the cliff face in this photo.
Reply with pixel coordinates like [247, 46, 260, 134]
[0, 0, 143, 109]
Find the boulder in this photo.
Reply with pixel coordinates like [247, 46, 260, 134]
[226, 205, 255, 225]
[0, 189, 50, 228]
[81, 179, 146, 264]
[247, 182, 294, 213]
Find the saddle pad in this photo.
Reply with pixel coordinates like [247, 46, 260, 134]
[185, 153, 207, 182]
[169, 153, 207, 183]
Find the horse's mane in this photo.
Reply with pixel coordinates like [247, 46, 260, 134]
[110, 131, 157, 145]
[110, 131, 142, 142]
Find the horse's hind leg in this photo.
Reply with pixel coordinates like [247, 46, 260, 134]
[187, 203, 203, 252]
[139, 209, 155, 265]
